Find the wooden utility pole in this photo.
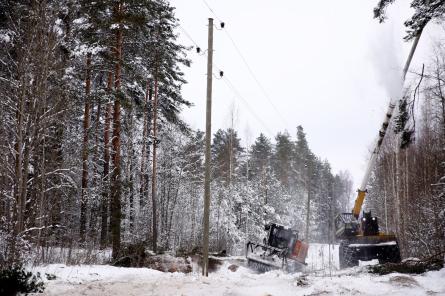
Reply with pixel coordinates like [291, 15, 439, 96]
[202, 17, 214, 277]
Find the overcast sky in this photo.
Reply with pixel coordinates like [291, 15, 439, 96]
[170, 0, 443, 188]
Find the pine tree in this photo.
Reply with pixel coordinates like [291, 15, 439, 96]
[272, 131, 294, 189]
[249, 133, 272, 179]
[374, 0, 445, 39]
[294, 125, 316, 241]
[80, 53, 92, 243]
[212, 129, 244, 184]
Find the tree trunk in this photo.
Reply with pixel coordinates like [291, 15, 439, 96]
[151, 68, 159, 253]
[139, 80, 150, 211]
[90, 83, 102, 240]
[14, 79, 26, 240]
[92, 94, 101, 186]
[80, 52, 92, 243]
[305, 166, 311, 241]
[100, 72, 113, 249]
[128, 107, 135, 234]
[37, 137, 46, 261]
[166, 172, 182, 248]
[441, 91, 445, 146]
[110, 7, 123, 259]
[305, 186, 311, 241]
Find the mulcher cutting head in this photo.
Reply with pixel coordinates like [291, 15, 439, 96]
[246, 223, 308, 273]
[247, 257, 280, 273]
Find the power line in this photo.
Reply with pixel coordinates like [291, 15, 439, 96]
[179, 15, 276, 138]
[224, 31, 290, 127]
[201, 0, 290, 129]
[178, 25, 199, 48]
[222, 76, 275, 138]
[202, 0, 223, 22]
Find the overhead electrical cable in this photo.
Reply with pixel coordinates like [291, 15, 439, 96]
[201, 0, 290, 129]
[178, 25, 200, 48]
[202, 0, 222, 22]
[222, 75, 275, 137]
[179, 22, 276, 138]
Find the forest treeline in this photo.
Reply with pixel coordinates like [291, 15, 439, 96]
[0, 0, 443, 266]
[0, 0, 352, 263]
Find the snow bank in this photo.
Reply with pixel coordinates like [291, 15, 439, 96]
[29, 244, 445, 295]
[31, 262, 445, 295]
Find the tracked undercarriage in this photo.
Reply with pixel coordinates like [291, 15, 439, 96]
[336, 212, 401, 268]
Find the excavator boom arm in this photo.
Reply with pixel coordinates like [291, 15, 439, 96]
[351, 31, 423, 217]
[352, 190, 367, 219]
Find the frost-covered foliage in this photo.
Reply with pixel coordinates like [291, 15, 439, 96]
[191, 127, 353, 255]
[0, 0, 351, 263]
[7, 0, 444, 266]
[374, 0, 445, 39]
[0, 0, 190, 263]
[367, 42, 445, 258]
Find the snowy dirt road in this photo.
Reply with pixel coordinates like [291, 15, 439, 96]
[30, 244, 445, 296]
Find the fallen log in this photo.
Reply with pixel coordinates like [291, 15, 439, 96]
[368, 251, 444, 275]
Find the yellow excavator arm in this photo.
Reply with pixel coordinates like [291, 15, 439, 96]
[352, 190, 366, 219]
[335, 28, 425, 269]
[350, 31, 423, 220]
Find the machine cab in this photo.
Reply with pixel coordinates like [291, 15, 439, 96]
[264, 223, 297, 249]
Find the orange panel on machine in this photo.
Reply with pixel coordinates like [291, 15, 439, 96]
[292, 240, 308, 263]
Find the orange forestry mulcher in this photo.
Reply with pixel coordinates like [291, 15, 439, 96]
[246, 223, 308, 273]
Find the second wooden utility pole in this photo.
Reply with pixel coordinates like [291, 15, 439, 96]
[202, 17, 214, 277]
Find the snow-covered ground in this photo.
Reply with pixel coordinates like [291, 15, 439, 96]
[29, 244, 445, 296]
